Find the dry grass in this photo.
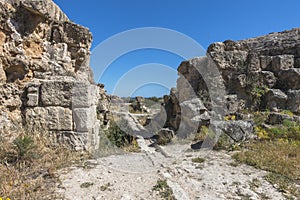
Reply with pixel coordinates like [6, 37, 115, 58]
[233, 140, 300, 197]
[0, 131, 90, 199]
[191, 157, 205, 164]
[233, 140, 300, 179]
[232, 116, 300, 198]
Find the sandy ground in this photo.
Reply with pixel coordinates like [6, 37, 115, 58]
[56, 139, 286, 200]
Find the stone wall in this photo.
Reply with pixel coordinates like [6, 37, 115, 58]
[0, 0, 104, 151]
[163, 28, 300, 143]
[207, 28, 300, 113]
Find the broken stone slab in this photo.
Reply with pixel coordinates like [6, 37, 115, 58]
[211, 120, 254, 142]
[56, 131, 88, 151]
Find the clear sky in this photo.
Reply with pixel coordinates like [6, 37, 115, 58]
[53, 0, 300, 97]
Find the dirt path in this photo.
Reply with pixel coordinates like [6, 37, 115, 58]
[56, 140, 285, 200]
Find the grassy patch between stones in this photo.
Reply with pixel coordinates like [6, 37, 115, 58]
[233, 116, 300, 198]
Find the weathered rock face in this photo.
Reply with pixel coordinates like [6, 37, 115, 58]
[207, 28, 300, 112]
[0, 0, 105, 151]
[164, 28, 300, 144]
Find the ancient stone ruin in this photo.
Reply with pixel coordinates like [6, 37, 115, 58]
[163, 28, 300, 145]
[0, 0, 109, 151]
[1, 0, 300, 152]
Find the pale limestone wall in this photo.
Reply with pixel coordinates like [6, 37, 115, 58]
[0, 0, 102, 151]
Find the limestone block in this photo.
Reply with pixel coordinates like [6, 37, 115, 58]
[180, 98, 207, 118]
[278, 68, 300, 90]
[27, 93, 39, 107]
[211, 120, 254, 142]
[25, 107, 48, 131]
[224, 95, 240, 114]
[41, 80, 73, 107]
[0, 83, 22, 108]
[47, 107, 73, 131]
[264, 89, 287, 111]
[287, 90, 300, 114]
[72, 82, 99, 108]
[25, 107, 73, 131]
[271, 55, 294, 74]
[26, 82, 40, 107]
[91, 120, 100, 150]
[73, 106, 97, 132]
[258, 71, 277, 88]
[260, 56, 272, 70]
[156, 128, 174, 145]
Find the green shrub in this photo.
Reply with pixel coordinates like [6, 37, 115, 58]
[214, 133, 231, 150]
[268, 119, 300, 141]
[280, 110, 294, 117]
[105, 121, 140, 152]
[13, 136, 37, 163]
[250, 85, 269, 110]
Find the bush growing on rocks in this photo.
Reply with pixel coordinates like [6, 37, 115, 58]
[104, 120, 140, 152]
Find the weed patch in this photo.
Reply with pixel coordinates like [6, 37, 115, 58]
[152, 179, 175, 200]
[0, 131, 89, 199]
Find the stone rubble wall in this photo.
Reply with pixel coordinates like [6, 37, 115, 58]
[164, 28, 300, 142]
[0, 0, 105, 151]
[207, 28, 300, 114]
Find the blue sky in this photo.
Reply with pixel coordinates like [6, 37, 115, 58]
[53, 0, 300, 97]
